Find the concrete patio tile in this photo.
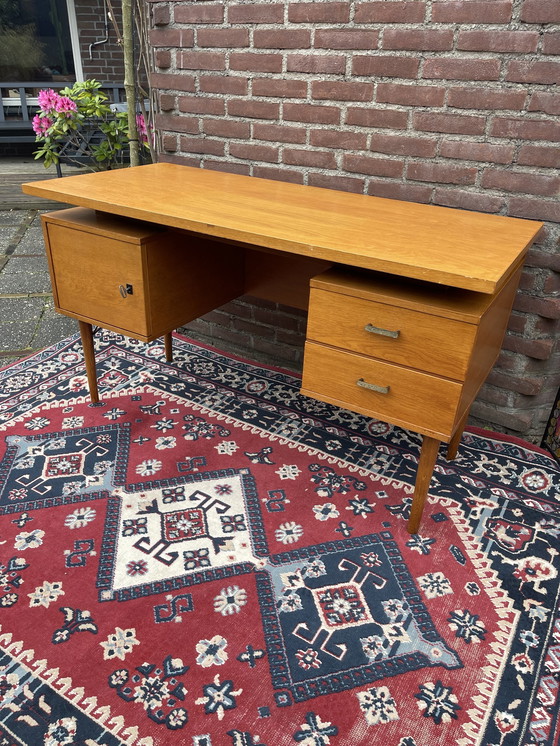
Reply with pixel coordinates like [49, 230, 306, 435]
[0, 296, 45, 322]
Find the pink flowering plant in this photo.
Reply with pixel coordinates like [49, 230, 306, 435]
[33, 80, 147, 170]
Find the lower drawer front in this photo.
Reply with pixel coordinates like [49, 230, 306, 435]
[301, 341, 462, 438]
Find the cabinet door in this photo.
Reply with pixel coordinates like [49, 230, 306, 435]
[46, 223, 148, 336]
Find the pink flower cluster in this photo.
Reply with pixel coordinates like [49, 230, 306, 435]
[33, 88, 79, 138]
[136, 113, 148, 144]
[32, 115, 54, 136]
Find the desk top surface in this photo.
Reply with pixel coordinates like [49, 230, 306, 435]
[23, 162, 542, 293]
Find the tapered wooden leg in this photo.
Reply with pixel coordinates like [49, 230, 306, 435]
[78, 321, 99, 403]
[164, 332, 173, 362]
[407, 436, 441, 535]
[446, 409, 470, 461]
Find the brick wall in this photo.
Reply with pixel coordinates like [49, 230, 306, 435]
[145, 0, 560, 443]
[75, 0, 125, 84]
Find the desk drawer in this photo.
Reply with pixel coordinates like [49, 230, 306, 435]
[307, 287, 475, 380]
[46, 223, 149, 336]
[301, 341, 461, 438]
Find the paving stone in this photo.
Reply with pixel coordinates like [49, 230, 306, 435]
[0, 296, 46, 322]
[0, 320, 37, 351]
[13, 226, 46, 255]
[32, 311, 77, 349]
[0, 226, 19, 252]
[1, 254, 49, 274]
[0, 270, 51, 294]
[0, 210, 26, 226]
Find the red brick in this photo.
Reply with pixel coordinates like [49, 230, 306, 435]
[283, 149, 337, 169]
[517, 145, 560, 168]
[507, 313, 529, 335]
[174, 5, 224, 23]
[199, 75, 248, 95]
[382, 28, 454, 51]
[287, 54, 346, 74]
[230, 143, 279, 163]
[310, 130, 368, 149]
[353, 55, 419, 78]
[155, 49, 171, 69]
[178, 96, 225, 116]
[206, 161, 251, 176]
[526, 247, 560, 271]
[284, 103, 341, 124]
[228, 99, 280, 120]
[253, 79, 308, 98]
[346, 107, 408, 129]
[440, 141, 514, 164]
[501, 335, 554, 360]
[158, 93, 175, 111]
[434, 188, 505, 213]
[414, 112, 486, 135]
[179, 51, 225, 71]
[368, 180, 432, 203]
[162, 133, 177, 152]
[155, 113, 199, 134]
[308, 173, 366, 194]
[149, 28, 184, 47]
[447, 87, 527, 111]
[423, 58, 501, 81]
[491, 117, 560, 142]
[408, 162, 477, 185]
[254, 29, 311, 48]
[457, 30, 538, 53]
[253, 166, 304, 184]
[506, 61, 560, 85]
[432, 1, 512, 23]
[229, 53, 283, 73]
[513, 295, 560, 319]
[376, 83, 445, 107]
[509, 197, 560, 223]
[152, 4, 170, 25]
[288, 2, 350, 23]
[543, 32, 560, 55]
[202, 119, 250, 138]
[544, 272, 560, 293]
[355, 2, 426, 23]
[486, 370, 544, 396]
[197, 29, 249, 48]
[179, 136, 225, 156]
[482, 169, 560, 197]
[228, 4, 284, 23]
[520, 0, 560, 23]
[529, 92, 560, 115]
[253, 123, 307, 144]
[159, 153, 201, 168]
[344, 154, 404, 178]
[150, 73, 196, 92]
[312, 81, 374, 102]
[315, 30, 379, 49]
[370, 133, 437, 157]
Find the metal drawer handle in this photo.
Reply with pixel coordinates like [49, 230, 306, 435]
[365, 323, 400, 339]
[119, 284, 134, 298]
[356, 378, 390, 395]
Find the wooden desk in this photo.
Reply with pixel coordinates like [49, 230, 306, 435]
[22, 163, 542, 534]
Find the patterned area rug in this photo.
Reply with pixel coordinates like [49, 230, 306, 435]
[0, 332, 559, 746]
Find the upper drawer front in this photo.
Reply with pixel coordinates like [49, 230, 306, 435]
[301, 341, 462, 438]
[46, 223, 148, 336]
[307, 288, 476, 380]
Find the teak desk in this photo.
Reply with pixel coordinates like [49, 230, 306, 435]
[22, 163, 542, 534]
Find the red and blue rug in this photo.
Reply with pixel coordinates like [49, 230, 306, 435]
[0, 332, 559, 746]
